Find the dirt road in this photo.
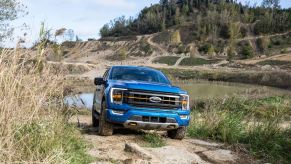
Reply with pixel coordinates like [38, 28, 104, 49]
[70, 114, 250, 164]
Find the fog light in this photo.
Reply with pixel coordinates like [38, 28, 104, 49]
[112, 110, 125, 115]
[180, 115, 188, 119]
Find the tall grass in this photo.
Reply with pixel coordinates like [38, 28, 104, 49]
[0, 49, 92, 163]
[187, 96, 291, 163]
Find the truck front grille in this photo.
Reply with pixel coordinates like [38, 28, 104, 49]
[125, 90, 181, 110]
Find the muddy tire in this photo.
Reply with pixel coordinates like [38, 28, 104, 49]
[98, 101, 113, 136]
[92, 104, 99, 127]
[167, 126, 186, 140]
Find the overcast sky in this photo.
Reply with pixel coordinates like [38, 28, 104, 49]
[4, 0, 291, 47]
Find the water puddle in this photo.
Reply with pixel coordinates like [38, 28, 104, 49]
[65, 93, 94, 109]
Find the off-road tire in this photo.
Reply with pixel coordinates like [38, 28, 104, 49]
[98, 101, 113, 136]
[92, 104, 99, 127]
[167, 126, 186, 140]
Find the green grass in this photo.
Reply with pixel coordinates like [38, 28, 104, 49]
[180, 57, 219, 66]
[142, 133, 166, 148]
[14, 117, 93, 163]
[187, 96, 291, 163]
[257, 60, 291, 66]
[153, 56, 180, 66]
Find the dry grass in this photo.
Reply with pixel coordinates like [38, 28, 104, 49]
[0, 49, 92, 163]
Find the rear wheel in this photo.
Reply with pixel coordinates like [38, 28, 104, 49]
[92, 104, 99, 127]
[167, 126, 186, 140]
[98, 101, 113, 136]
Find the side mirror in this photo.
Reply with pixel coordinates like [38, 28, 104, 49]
[94, 77, 105, 85]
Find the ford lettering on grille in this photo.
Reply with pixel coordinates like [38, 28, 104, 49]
[149, 96, 162, 103]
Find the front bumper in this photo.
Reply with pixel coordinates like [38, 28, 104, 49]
[106, 108, 190, 130]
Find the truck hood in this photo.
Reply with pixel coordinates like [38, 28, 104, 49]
[108, 80, 187, 95]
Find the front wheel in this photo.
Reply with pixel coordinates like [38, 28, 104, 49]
[92, 104, 99, 127]
[98, 101, 113, 136]
[167, 126, 186, 140]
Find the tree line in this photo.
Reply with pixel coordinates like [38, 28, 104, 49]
[99, 0, 291, 38]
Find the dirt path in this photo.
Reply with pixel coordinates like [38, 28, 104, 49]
[174, 55, 189, 67]
[236, 30, 291, 42]
[237, 52, 291, 65]
[147, 34, 168, 55]
[71, 114, 249, 164]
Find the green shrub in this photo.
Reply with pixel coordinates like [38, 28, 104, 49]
[107, 48, 128, 61]
[142, 133, 166, 148]
[198, 43, 212, 54]
[241, 45, 254, 59]
[153, 56, 180, 65]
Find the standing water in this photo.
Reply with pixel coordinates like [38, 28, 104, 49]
[65, 81, 291, 109]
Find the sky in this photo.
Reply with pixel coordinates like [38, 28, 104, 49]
[3, 0, 291, 47]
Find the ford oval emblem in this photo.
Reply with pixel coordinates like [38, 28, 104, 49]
[149, 96, 162, 103]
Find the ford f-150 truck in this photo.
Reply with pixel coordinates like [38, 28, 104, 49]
[92, 66, 190, 139]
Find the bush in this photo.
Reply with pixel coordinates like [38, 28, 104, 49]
[142, 133, 166, 148]
[198, 43, 212, 54]
[153, 56, 180, 66]
[241, 44, 254, 59]
[170, 30, 181, 44]
[220, 23, 231, 39]
[257, 37, 270, 53]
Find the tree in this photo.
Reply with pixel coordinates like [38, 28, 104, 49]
[262, 0, 280, 9]
[99, 24, 110, 37]
[0, 0, 25, 43]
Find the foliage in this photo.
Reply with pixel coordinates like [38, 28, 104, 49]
[170, 30, 181, 44]
[227, 46, 235, 62]
[0, 0, 25, 43]
[107, 48, 128, 61]
[153, 56, 180, 65]
[188, 96, 291, 163]
[142, 133, 166, 148]
[257, 37, 270, 53]
[241, 44, 254, 59]
[180, 57, 218, 66]
[0, 50, 92, 163]
[100, 0, 291, 40]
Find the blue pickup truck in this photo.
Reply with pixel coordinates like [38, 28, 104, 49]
[92, 66, 190, 139]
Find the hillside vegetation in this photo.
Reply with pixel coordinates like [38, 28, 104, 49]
[100, 0, 291, 59]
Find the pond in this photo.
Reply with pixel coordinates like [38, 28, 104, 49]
[65, 80, 291, 109]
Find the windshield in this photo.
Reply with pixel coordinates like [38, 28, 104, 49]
[109, 67, 170, 84]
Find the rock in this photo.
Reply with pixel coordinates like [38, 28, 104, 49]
[147, 146, 209, 164]
[123, 159, 151, 164]
[202, 149, 237, 164]
[187, 139, 223, 147]
[261, 65, 272, 71]
[124, 143, 153, 160]
[190, 145, 209, 153]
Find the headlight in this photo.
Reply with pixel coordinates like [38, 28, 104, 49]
[110, 88, 127, 104]
[180, 94, 189, 110]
